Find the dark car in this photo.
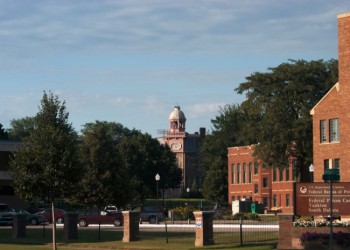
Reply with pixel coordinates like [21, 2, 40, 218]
[35, 208, 66, 224]
[130, 205, 164, 224]
[14, 209, 48, 225]
[77, 209, 123, 227]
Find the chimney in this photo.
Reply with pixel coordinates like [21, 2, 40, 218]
[338, 13, 350, 86]
[199, 127, 206, 137]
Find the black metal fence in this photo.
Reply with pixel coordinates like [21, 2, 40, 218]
[213, 219, 279, 246]
[136, 218, 279, 247]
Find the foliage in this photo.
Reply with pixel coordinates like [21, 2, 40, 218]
[199, 104, 249, 203]
[0, 123, 9, 139]
[10, 91, 81, 204]
[235, 59, 338, 178]
[202, 163, 228, 203]
[232, 213, 261, 221]
[169, 205, 196, 220]
[300, 231, 350, 247]
[8, 117, 36, 140]
[76, 121, 135, 207]
[293, 220, 350, 227]
[118, 133, 182, 202]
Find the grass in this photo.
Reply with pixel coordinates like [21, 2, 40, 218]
[0, 227, 277, 250]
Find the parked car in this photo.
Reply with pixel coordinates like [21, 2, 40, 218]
[130, 205, 164, 224]
[77, 209, 123, 227]
[104, 205, 120, 213]
[35, 208, 66, 224]
[14, 209, 48, 225]
[0, 203, 15, 226]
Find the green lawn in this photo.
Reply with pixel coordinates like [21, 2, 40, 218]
[0, 228, 277, 250]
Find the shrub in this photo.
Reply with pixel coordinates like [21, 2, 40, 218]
[300, 231, 350, 247]
[169, 205, 195, 220]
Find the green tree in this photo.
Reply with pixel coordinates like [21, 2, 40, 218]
[119, 133, 182, 203]
[202, 159, 228, 204]
[0, 123, 8, 139]
[235, 59, 338, 179]
[10, 91, 81, 250]
[76, 121, 135, 208]
[8, 117, 36, 140]
[199, 105, 249, 203]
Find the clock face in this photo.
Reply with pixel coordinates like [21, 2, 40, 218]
[171, 142, 182, 150]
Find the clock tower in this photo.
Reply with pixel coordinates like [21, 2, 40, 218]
[157, 106, 205, 196]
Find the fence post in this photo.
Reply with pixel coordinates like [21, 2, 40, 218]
[193, 211, 214, 247]
[122, 211, 140, 242]
[63, 212, 78, 241]
[12, 214, 26, 239]
[277, 213, 294, 249]
[239, 217, 243, 246]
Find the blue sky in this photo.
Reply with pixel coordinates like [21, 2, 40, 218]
[0, 0, 348, 137]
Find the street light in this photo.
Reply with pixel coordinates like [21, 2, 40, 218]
[309, 164, 314, 182]
[186, 187, 190, 224]
[155, 173, 160, 224]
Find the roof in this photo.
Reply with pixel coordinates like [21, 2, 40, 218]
[169, 106, 186, 120]
[310, 82, 339, 115]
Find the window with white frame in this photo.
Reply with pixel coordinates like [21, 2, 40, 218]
[320, 120, 327, 143]
[329, 118, 340, 142]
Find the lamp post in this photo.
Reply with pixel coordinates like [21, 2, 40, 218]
[309, 164, 314, 182]
[323, 168, 340, 250]
[155, 173, 160, 224]
[186, 187, 190, 224]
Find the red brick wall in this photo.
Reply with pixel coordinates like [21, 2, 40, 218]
[227, 145, 294, 213]
[312, 13, 350, 183]
[338, 13, 350, 88]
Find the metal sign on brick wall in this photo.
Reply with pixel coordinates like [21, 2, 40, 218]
[295, 182, 350, 216]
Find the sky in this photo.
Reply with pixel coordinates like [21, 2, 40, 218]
[0, 0, 349, 137]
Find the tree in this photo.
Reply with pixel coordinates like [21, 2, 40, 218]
[10, 91, 81, 250]
[118, 133, 182, 203]
[8, 117, 36, 140]
[235, 59, 338, 179]
[0, 123, 8, 139]
[76, 121, 135, 208]
[199, 104, 249, 202]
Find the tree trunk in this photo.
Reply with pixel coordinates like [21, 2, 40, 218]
[51, 202, 57, 250]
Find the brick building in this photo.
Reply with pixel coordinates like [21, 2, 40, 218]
[228, 12, 350, 214]
[228, 145, 294, 213]
[157, 106, 205, 193]
[0, 140, 27, 208]
[310, 13, 350, 182]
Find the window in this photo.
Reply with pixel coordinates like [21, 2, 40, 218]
[279, 168, 283, 181]
[243, 163, 246, 183]
[248, 163, 252, 183]
[254, 161, 259, 174]
[292, 160, 297, 181]
[324, 159, 330, 170]
[320, 120, 327, 143]
[329, 119, 340, 142]
[254, 184, 258, 193]
[273, 195, 277, 207]
[232, 196, 235, 201]
[286, 194, 290, 207]
[237, 163, 240, 184]
[286, 165, 290, 181]
[273, 169, 277, 182]
[263, 197, 268, 207]
[231, 164, 235, 184]
[263, 177, 268, 188]
[334, 159, 340, 169]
